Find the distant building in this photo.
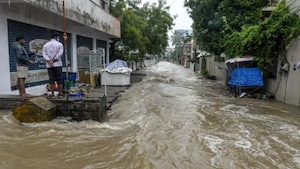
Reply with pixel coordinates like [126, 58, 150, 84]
[0, 0, 120, 95]
[175, 29, 192, 38]
[175, 29, 194, 67]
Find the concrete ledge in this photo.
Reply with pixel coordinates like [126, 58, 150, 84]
[0, 95, 107, 122]
[0, 71, 148, 121]
[52, 97, 107, 121]
[0, 95, 28, 109]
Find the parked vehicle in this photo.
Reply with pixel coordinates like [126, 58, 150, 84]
[225, 56, 264, 97]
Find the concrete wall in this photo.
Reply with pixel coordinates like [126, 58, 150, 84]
[212, 61, 227, 84]
[0, 2, 117, 95]
[0, 14, 11, 94]
[288, 0, 300, 14]
[284, 37, 300, 107]
[200, 56, 227, 84]
[20, 0, 120, 38]
[0, 3, 112, 41]
[265, 1, 300, 106]
[266, 36, 300, 106]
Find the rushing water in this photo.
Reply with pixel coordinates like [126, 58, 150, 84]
[0, 62, 299, 169]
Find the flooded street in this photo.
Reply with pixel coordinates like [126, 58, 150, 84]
[0, 61, 299, 169]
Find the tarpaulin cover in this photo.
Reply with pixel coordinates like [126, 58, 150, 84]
[228, 68, 263, 87]
[106, 59, 128, 70]
[104, 59, 132, 73]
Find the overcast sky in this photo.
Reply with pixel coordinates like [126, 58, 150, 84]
[142, 0, 193, 30]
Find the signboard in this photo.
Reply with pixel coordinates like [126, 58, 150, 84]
[8, 19, 72, 90]
[10, 69, 49, 87]
[29, 39, 49, 69]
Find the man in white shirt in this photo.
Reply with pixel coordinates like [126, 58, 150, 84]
[43, 32, 64, 98]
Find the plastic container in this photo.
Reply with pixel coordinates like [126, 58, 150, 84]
[101, 72, 131, 86]
[62, 72, 77, 91]
[64, 80, 75, 91]
[54, 82, 58, 90]
[62, 72, 77, 81]
[68, 93, 83, 97]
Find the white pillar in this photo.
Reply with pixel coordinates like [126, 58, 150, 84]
[106, 40, 110, 65]
[71, 33, 77, 73]
[0, 11, 12, 94]
[93, 38, 97, 51]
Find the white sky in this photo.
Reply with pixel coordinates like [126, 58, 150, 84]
[142, 0, 193, 30]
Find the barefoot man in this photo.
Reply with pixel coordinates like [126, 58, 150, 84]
[13, 35, 36, 98]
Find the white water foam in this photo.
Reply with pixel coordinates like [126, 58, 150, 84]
[219, 104, 249, 115]
[279, 124, 296, 132]
[234, 138, 252, 149]
[294, 156, 300, 168]
[2, 112, 22, 126]
[83, 121, 122, 130]
[200, 134, 224, 167]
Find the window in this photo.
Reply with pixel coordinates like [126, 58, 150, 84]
[101, 0, 107, 10]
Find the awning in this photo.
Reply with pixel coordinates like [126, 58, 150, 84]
[225, 56, 254, 64]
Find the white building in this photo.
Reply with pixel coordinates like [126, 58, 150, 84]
[0, 0, 120, 95]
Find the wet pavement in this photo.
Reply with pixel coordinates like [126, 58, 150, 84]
[0, 62, 299, 169]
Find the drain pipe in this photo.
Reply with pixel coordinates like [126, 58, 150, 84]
[283, 76, 288, 103]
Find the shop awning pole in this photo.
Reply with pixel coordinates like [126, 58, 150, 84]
[62, 0, 68, 81]
[62, 0, 70, 113]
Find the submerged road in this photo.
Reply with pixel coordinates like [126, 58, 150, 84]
[0, 62, 299, 169]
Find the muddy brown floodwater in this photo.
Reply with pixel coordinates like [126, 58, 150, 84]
[0, 62, 299, 169]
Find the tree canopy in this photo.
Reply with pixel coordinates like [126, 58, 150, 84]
[170, 30, 183, 47]
[184, 0, 271, 55]
[110, 0, 174, 60]
[185, 0, 300, 70]
[224, 1, 300, 69]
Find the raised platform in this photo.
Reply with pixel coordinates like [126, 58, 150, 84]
[0, 73, 146, 122]
[0, 86, 127, 121]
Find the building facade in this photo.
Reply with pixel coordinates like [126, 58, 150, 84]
[265, 0, 300, 106]
[0, 0, 120, 95]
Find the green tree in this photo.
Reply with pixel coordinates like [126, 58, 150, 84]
[110, 0, 147, 59]
[170, 30, 184, 62]
[110, 0, 174, 60]
[141, 0, 174, 55]
[225, 1, 300, 69]
[184, 0, 272, 55]
[170, 30, 183, 47]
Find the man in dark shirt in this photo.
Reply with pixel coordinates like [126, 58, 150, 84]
[13, 35, 36, 98]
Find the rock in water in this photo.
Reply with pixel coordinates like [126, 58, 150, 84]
[12, 97, 57, 123]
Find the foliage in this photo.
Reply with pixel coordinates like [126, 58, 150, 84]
[110, 0, 174, 60]
[170, 30, 183, 47]
[141, 0, 174, 55]
[201, 69, 209, 75]
[224, 1, 300, 69]
[184, 0, 272, 55]
[110, 0, 147, 57]
[170, 30, 192, 62]
[185, 0, 300, 70]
